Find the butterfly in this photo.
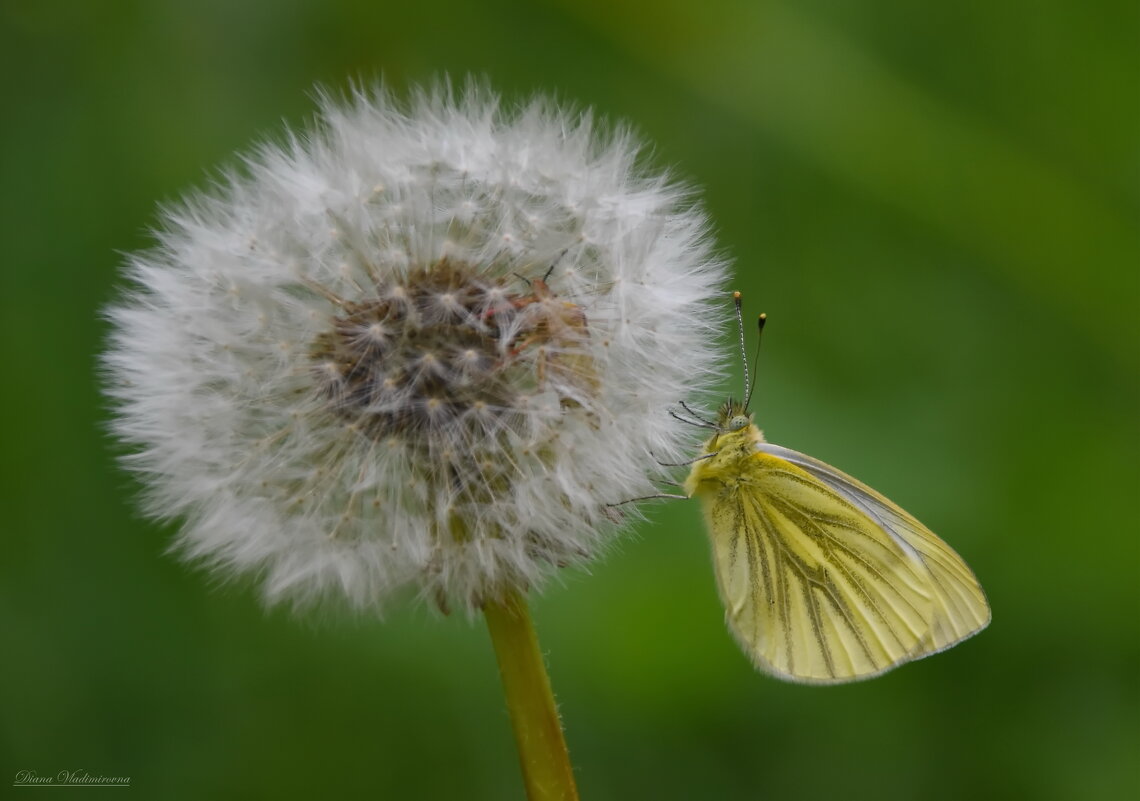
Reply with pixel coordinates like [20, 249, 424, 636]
[672, 295, 990, 683]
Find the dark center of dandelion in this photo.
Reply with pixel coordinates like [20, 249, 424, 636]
[310, 260, 541, 441]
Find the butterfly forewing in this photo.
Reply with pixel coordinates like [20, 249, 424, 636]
[756, 443, 991, 653]
[706, 450, 940, 683]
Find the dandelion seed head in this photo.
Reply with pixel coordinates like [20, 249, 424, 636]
[103, 81, 729, 612]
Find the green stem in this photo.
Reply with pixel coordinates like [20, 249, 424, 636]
[483, 589, 580, 801]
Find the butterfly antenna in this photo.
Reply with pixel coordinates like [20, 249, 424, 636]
[733, 291, 749, 402]
[743, 312, 766, 411]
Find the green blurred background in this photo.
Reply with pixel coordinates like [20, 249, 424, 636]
[2, 1, 1136, 798]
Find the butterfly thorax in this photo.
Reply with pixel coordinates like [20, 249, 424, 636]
[683, 400, 766, 498]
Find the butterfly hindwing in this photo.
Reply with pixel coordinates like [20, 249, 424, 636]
[705, 449, 939, 683]
[756, 443, 991, 653]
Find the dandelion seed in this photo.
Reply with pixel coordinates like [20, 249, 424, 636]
[102, 80, 728, 614]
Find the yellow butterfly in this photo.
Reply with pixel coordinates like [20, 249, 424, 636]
[674, 297, 990, 684]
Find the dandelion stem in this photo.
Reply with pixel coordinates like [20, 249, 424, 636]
[483, 589, 579, 801]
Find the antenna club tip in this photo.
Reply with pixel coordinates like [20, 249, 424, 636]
[758, 312, 767, 321]
[732, 290, 742, 300]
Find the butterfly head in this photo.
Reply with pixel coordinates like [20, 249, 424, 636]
[717, 398, 752, 432]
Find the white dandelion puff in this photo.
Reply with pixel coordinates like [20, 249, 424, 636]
[103, 81, 729, 612]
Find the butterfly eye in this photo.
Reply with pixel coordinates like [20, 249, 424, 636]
[728, 415, 750, 431]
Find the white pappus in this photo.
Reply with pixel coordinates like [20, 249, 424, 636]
[103, 81, 729, 613]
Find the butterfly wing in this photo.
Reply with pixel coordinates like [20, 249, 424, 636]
[756, 443, 991, 654]
[703, 449, 939, 683]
